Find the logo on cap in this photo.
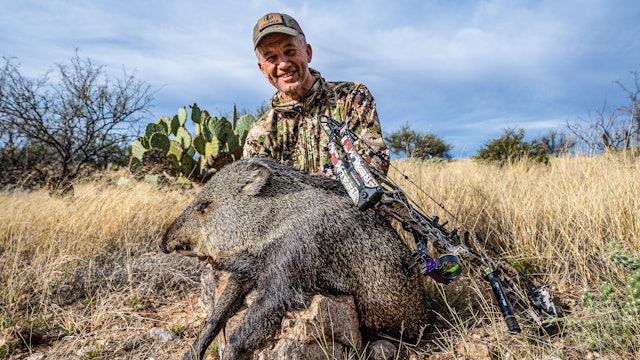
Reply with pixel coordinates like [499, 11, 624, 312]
[258, 13, 284, 32]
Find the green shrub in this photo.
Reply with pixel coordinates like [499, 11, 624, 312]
[473, 128, 549, 164]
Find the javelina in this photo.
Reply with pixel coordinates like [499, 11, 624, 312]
[158, 157, 432, 360]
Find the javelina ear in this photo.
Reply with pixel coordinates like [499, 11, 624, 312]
[240, 163, 272, 196]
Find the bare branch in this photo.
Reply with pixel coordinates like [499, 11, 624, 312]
[0, 52, 154, 187]
[566, 72, 640, 153]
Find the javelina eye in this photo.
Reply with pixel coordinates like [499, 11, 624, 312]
[198, 202, 211, 214]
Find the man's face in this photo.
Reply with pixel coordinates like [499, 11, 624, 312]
[256, 33, 314, 102]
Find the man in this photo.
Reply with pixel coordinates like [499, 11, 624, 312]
[194, 13, 393, 358]
[244, 12, 390, 176]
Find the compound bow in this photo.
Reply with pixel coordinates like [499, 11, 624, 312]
[319, 114, 559, 335]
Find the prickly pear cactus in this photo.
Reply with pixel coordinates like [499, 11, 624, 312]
[128, 103, 255, 185]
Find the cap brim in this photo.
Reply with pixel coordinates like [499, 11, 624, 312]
[254, 26, 300, 49]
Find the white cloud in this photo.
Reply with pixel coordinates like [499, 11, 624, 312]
[2, 0, 639, 156]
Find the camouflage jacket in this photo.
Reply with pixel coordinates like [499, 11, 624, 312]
[243, 68, 389, 176]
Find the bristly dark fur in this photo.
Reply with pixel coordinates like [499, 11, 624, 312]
[159, 157, 432, 360]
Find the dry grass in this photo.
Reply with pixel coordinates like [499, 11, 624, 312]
[389, 154, 640, 358]
[0, 180, 209, 359]
[1, 154, 639, 359]
[390, 154, 639, 286]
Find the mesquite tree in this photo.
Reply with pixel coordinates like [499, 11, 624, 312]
[566, 71, 640, 153]
[474, 128, 549, 164]
[385, 123, 452, 160]
[0, 52, 154, 189]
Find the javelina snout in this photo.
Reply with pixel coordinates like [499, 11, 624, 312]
[157, 241, 169, 254]
[158, 157, 432, 360]
[157, 203, 207, 259]
[157, 218, 182, 254]
[157, 235, 181, 254]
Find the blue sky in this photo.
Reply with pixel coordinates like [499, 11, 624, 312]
[2, 0, 639, 157]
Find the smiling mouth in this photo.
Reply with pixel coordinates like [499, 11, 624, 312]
[280, 71, 296, 81]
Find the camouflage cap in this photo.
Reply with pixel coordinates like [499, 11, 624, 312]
[253, 13, 304, 49]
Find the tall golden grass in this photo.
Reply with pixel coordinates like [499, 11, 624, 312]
[0, 180, 207, 358]
[391, 154, 639, 288]
[389, 154, 640, 358]
[1, 154, 639, 359]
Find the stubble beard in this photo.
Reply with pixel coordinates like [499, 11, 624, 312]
[276, 68, 311, 101]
